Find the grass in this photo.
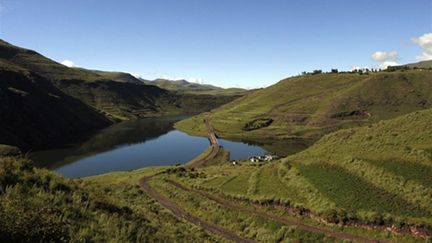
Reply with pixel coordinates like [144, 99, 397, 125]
[298, 163, 428, 217]
[177, 70, 432, 144]
[175, 109, 432, 240]
[0, 155, 223, 242]
[364, 158, 432, 188]
[151, 175, 336, 242]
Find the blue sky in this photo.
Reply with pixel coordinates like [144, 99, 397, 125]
[0, 0, 431, 88]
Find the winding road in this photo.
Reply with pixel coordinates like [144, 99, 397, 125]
[139, 176, 254, 243]
[138, 115, 382, 242]
[186, 115, 220, 168]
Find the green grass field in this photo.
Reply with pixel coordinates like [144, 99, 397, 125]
[177, 109, 432, 240]
[177, 70, 432, 144]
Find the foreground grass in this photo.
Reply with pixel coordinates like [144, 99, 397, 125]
[0, 156, 219, 242]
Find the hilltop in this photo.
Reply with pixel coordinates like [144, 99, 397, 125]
[176, 69, 432, 143]
[404, 60, 432, 69]
[142, 78, 247, 96]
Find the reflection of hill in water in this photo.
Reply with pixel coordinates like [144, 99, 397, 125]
[31, 116, 186, 169]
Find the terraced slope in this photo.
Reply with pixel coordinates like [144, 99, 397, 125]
[189, 109, 432, 237]
[177, 70, 432, 142]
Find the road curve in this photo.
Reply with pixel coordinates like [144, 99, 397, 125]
[139, 176, 254, 243]
[166, 179, 382, 243]
[186, 115, 221, 169]
[139, 115, 255, 242]
[139, 115, 381, 243]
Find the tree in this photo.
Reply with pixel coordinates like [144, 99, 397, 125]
[312, 70, 322, 75]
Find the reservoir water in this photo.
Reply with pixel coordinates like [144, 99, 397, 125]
[31, 116, 267, 178]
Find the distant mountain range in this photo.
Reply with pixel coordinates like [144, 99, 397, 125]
[139, 78, 246, 95]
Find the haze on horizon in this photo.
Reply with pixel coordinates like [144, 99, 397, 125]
[0, 0, 430, 88]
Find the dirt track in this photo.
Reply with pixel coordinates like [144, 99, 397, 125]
[139, 115, 382, 242]
[139, 176, 254, 243]
[166, 179, 382, 243]
[186, 115, 220, 168]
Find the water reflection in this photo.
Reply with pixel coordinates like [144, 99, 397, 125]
[32, 116, 188, 170]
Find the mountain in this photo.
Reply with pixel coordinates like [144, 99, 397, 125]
[403, 60, 432, 69]
[0, 43, 112, 149]
[0, 40, 239, 149]
[150, 78, 219, 91]
[89, 70, 144, 84]
[143, 78, 247, 95]
[177, 70, 432, 142]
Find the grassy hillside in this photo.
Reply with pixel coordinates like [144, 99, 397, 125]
[0, 155, 220, 242]
[0, 40, 238, 120]
[404, 60, 432, 69]
[0, 69, 112, 149]
[177, 70, 432, 143]
[182, 109, 432, 239]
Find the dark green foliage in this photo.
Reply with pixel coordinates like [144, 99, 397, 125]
[164, 167, 206, 179]
[299, 163, 428, 217]
[364, 158, 432, 188]
[243, 118, 273, 131]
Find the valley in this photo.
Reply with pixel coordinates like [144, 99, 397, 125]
[1, 29, 432, 242]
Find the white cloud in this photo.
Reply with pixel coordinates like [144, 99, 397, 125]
[379, 61, 399, 69]
[61, 60, 77, 68]
[412, 32, 432, 61]
[371, 51, 399, 69]
[371, 51, 398, 62]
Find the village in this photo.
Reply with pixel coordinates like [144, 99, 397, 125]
[231, 154, 279, 165]
[248, 154, 279, 163]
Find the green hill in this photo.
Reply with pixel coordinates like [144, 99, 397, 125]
[0, 62, 112, 149]
[404, 60, 432, 69]
[177, 70, 432, 143]
[0, 40, 239, 149]
[185, 108, 432, 237]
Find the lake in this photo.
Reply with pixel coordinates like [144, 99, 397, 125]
[31, 116, 268, 178]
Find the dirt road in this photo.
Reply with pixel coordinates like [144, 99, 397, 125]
[139, 176, 254, 243]
[186, 115, 220, 168]
[139, 115, 382, 242]
[166, 179, 382, 243]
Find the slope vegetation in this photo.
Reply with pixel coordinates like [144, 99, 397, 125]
[0, 155, 219, 242]
[177, 70, 432, 142]
[186, 109, 432, 239]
